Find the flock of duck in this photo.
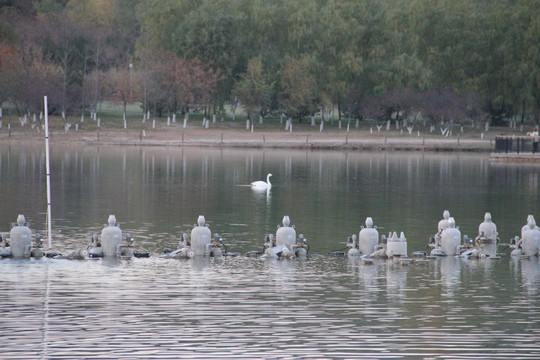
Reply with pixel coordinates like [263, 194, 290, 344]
[1, 209, 540, 263]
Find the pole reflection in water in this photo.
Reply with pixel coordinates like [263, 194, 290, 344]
[40, 261, 51, 360]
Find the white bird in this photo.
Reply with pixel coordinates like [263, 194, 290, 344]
[251, 173, 272, 190]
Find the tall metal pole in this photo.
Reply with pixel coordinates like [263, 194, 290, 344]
[44, 96, 52, 250]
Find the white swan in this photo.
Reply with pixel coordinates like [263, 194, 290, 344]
[251, 173, 272, 190]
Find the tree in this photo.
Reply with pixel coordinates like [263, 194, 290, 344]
[233, 57, 272, 121]
[493, 0, 540, 126]
[187, 59, 222, 114]
[420, 88, 471, 132]
[0, 42, 19, 113]
[39, 13, 86, 117]
[137, 0, 244, 107]
[105, 66, 140, 124]
[1, 0, 538, 128]
[278, 56, 316, 121]
[9, 42, 61, 115]
[66, 0, 141, 116]
[139, 49, 221, 118]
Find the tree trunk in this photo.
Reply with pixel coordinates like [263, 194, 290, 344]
[123, 101, 127, 128]
[520, 100, 526, 127]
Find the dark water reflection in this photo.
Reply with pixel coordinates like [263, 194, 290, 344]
[1, 144, 540, 359]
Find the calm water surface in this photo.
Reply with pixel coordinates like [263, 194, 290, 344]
[1, 144, 539, 359]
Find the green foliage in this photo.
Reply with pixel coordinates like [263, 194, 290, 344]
[233, 57, 274, 118]
[278, 56, 317, 120]
[0, 0, 539, 125]
[35, 0, 65, 14]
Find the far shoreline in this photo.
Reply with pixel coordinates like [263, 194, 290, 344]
[0, 122, 497, 153]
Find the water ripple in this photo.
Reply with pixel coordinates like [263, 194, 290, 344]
[1, 255, 540, 359]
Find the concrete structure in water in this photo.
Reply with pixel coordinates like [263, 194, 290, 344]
[99, 215, 134, 259]
[348, 217, 379, 257]
[162, 215, 225, 259]
[428, 211, 506, 259]
[429, 211, 462, 256]
[0, 215, 44, 259]
[512, 215, 540, 257]
[191, 215, 213, 256]
[431, 216, 462, 256]
[438, 210, 451, 233]
[347, 217, 407, 259]
[10, 215, 32, 258]
[358, 217, 379, 256]
[386, 231, 408, 258]
[469, 213, 499, 258]
[263, 216, 309, 259]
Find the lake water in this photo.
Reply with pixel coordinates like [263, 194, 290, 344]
[1, 144, 539, 359]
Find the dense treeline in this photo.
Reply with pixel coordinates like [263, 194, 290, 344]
[0, 0, 538, 129]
